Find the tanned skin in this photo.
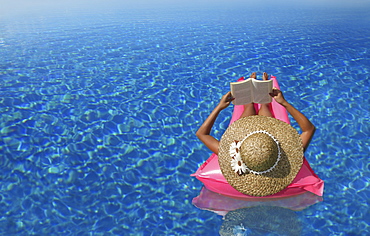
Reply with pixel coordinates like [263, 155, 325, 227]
[196, 72, 315, 155]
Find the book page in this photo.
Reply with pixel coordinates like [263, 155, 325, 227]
[252, 79, 273, 104]
[230, 78, 253, 105]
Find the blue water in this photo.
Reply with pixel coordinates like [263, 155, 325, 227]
[0, 2, 369, 235]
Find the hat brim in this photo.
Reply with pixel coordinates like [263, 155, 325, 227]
[218, 116, 303, 197]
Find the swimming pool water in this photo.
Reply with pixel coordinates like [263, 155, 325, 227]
[0, 2, 369, 235]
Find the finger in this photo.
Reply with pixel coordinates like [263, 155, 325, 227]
[227, 97, 235, 102]
[271, 88, 280, 93]
[269, 90, 279, 97]
[225, 91, 233, 100]
[222, 92, 230, 99]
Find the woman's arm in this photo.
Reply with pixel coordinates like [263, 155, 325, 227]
[196, 92, 234, 155]
[270, 88, 316, 152]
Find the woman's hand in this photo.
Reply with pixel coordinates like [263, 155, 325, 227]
[270, 88, 316, 152]
[217, 91, 234, 110]
[269, 88, 288, 107]
[195, 91, 234, 155]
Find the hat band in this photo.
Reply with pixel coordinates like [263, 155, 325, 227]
[230, 130, 281, 175]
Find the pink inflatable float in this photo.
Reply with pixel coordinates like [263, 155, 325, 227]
[191, 76, 324, 199]
[192, 187, 323, 216]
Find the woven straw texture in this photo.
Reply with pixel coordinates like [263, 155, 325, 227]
[219, 116, 303, 196]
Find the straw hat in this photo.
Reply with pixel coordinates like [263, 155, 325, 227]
[218, 115, 303, 197]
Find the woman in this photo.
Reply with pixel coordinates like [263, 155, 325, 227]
[196, 72, 316, 155]
[195, 72, 317, 196]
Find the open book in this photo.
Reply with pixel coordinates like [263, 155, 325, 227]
[230, 77, 273, 105]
